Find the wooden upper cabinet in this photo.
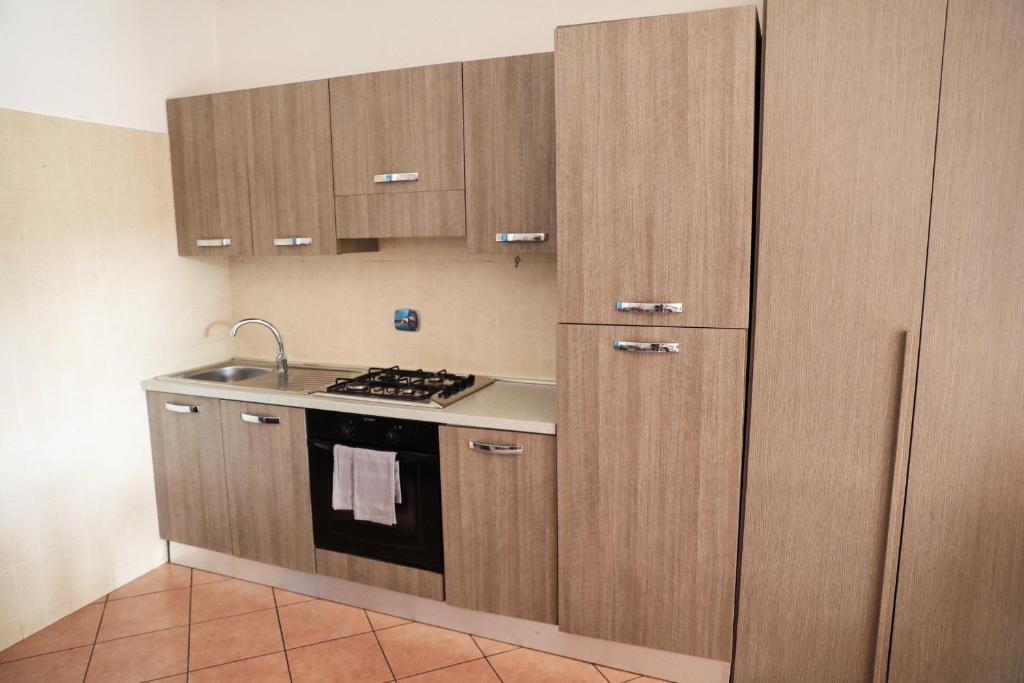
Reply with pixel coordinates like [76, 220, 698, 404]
[167, 91, 253, 257]
[463, 53, 556, 254]
[440, 426, 557, 624]
[557, 324, 746, 661]
[146, 392, 233, 555]
[248, 80, 339, 255]
[555, 8, 756, 328]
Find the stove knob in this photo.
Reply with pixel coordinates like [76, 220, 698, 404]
[339, 420, 356, 440]
[385, 426, 402, 445]
[466, 374, 475, 387]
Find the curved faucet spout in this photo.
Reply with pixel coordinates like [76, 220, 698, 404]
[230, 318, 288, 374]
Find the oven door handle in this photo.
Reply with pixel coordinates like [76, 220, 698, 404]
[309, 439, 438, 463]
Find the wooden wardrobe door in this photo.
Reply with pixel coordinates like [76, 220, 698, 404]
[889, 2, 1024, 680]
[734, 1, 947, 681]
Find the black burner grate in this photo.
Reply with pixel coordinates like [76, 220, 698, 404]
[325, 366, 476, 402]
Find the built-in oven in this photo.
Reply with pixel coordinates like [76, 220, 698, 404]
[306, 410, 443, 574]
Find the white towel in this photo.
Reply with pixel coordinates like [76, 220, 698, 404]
[353, 448, 399, 525]
[332, 445, 355, 510]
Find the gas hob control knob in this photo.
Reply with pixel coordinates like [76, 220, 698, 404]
[339, 420, 356, 440]
[385, 426, 402, 446]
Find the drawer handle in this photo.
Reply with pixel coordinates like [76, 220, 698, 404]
[496, 232, 547, 243]
[373, 172, 419, 184]
[468, 440, 523, 455]
[241, 412, 280, 425]
[613, 340, 679, 353]
[273, 237, 313, 247]
[616, 301, 683, 314]
[164, 402, 199, 414]
[196, 238, 231, 248]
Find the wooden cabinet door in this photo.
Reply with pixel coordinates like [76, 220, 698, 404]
[248, 80, 337, 256]
[733, 2, 947, 682]
[555, 8, 756, 328]
[889, 2, 1024, 681]
[464, 53, 555, 254]
[146, 392, 232, 554]
[440, 426, 557, 623]
[220, 401, 315, 572]
[557, 324, 745, 660]
[167, 91, 252, 257]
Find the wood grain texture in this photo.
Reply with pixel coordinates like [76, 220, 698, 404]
[464, 52, 556, 254]
[146, 392, 233, 555]
[734, 1, 947, 681]
[330, 62, 464, 196]
[889, 2, 1024, 680]
[557, 324, 745, 660]
[555, 8, 755, 328]
[315, 548, 444, 601]
[248, 80, 338, 256]
[220, 401, 315, 573]
[167, 91, 253, 257]
[334, 190, 466, 239]
[440, 426, 557, 624]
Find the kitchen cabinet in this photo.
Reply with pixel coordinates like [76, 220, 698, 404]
[557, 324, 745, 660]
[329, 62, 466, 238]
[888, 1, 1024, 680]
[146, 392, 233, 555]
[555, 8, 756, 329]
[315, 549, 443, 601]
[463, 53, 556, 254]
[167, 91, 253, 257]
[440, 426, 557, 623]
[733, 0, 947, 681]
[220, 400, 315, 572]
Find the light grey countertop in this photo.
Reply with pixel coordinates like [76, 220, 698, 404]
[142, 359, 557, 435]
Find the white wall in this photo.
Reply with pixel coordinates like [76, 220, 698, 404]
[0, 0, 220, 132]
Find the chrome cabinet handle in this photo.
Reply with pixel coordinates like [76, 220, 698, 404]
[616, 302, 683, 314]
[468, 440, 523, 455]
[496, 232, 547, 243]
[373, 172, 419, 184]
[241, 412, 280, 425]
[613, 340, 679, 353]
[272, 237, 312, 247]
[164, 402, 199, 414]
[196, 238, 231, 248]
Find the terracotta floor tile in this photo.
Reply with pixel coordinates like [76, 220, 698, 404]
[189, 652, 290, 682]
[472, 635, 517, 656]
[366, 610, 410, 630]
[401, 658, 501, 682]
[85, 625, 188, 683]
[108, 564, 191, 600]
[278, 599, 371, 649]
[488, 648, 607, 683]
[0, 603, 103, 663]
[192, 569, 230, 586]
[287, 633, 392, 683]
[630, 678, 671, 682]
[188, 608, 283, 671]
[376, 622, 481, 678]
[596, 664, 640, 682]
[190, 578, 274, 623]
[154, 677, 187, 683]
[97, 587, 189, 641]
[273, 587, 314, 607]
[0, 645, 91, 683]
[90, 595, 107, 605]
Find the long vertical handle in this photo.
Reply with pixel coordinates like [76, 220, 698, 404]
[872, 330, 919, 683]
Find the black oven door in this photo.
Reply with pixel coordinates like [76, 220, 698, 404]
[308, 438, 443, 573]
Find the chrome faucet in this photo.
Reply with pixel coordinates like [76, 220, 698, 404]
[230, 318, 288, 374]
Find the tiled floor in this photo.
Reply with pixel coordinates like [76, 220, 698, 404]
[0, 563, 667, 683]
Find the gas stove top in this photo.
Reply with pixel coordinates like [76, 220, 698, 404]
[316, 366, 493, 408]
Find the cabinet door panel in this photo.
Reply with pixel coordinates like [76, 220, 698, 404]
[146, 392, 232, 554]
[464, 53, 555, 254]
[440, 426, 557, 623]
[555, 8, 755, 328]
[248, 81, 337, 255]
[335, 190, 465, 239]
[167, 92, 252, 256]
[221, 401, 314, 572]
[557, 324, 745, 660]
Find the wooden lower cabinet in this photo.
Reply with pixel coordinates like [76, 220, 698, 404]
[220, 400, 315, 573]
[440, 426, 557, 623]
[557, 324, 745, 660]
[146, 392, 232, 554]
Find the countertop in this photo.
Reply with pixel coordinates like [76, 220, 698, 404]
[142, 360, 557, 435]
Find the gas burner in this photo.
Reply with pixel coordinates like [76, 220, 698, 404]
[321, 366, 492, 408]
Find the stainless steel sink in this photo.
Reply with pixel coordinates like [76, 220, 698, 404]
[183, 365, 273, 383]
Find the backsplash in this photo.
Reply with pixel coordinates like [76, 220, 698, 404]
[229, 239, 557, 380]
